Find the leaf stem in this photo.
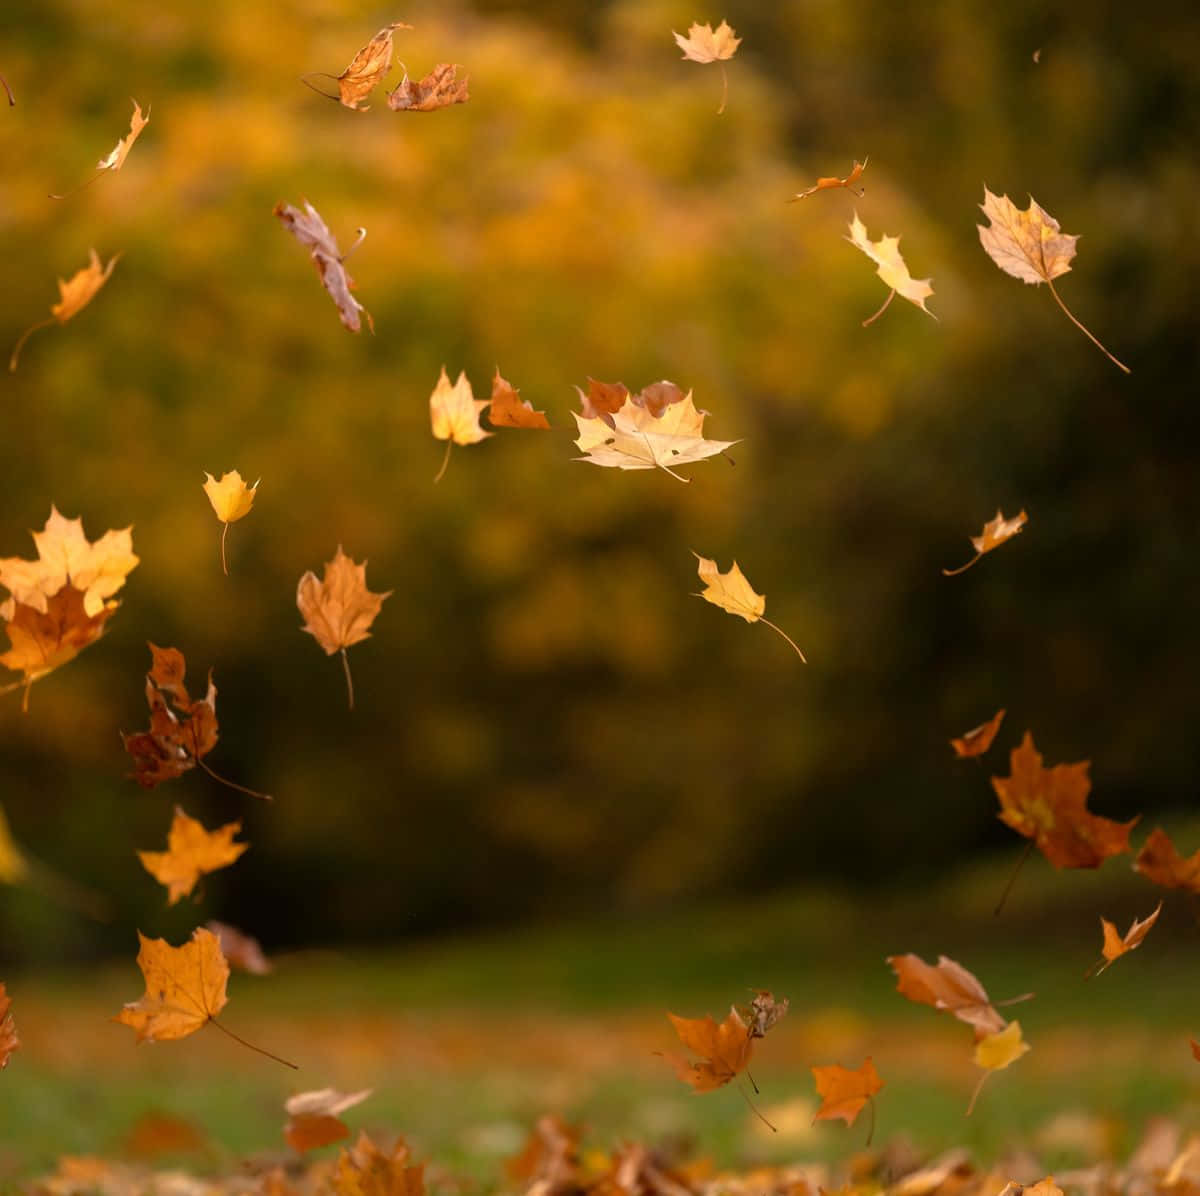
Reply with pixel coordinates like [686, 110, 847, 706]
[1046, 278, 1130, 374]
[1, 73, 14, 105]
[209, 1016, 298, 1069]
[298, 73, 342, 102]
[861, 288, 895, 327]
[993, 838, 1035, 915]
[863, 1095, 877, 1147]
[48, 170, 106, 201]
[716, 63, 729, 115]
[759, 618, 807, 662]
[197, 756, 273, 801]
[965, 1070, 990, 1116]
[341, 228, 367, 263]
[340, 647, 355, 711]
[942, 552, 982, 577]
[737, 1080, 776, 1132]
[433, 439, 452, 483]
[220, 522, 230, 576]
[9, 317, 56, 371]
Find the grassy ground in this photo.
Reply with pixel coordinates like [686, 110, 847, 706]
[3, 843, 1200, 1188]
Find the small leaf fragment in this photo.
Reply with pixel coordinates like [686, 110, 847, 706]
[285, 1088, 372, 1153]
[943, 509, 1027, 576]
[951, 709, 1006, 758]
[1133, 828, 1200, 894]
[486, 369, 550, 429]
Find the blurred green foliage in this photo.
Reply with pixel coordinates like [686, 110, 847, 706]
[0, 0, 1197, 960]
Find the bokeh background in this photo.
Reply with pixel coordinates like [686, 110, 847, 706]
[1, 0, 1198, 965]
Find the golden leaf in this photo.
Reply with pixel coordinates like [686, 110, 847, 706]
[10, 250, 120, 370]
[96, 98, 150, 171]
[847, 214, 934, 324]
[693, 553, 806, 660]
[672, 20, 740, 114]
[114, 928, 229, 1043]
[812, 1057, 884, 1127]
[137, 806, 249, 905]
[203, 471, 258, 574]
[943, 509, 1027, 576]
[486, 369, 550, 429]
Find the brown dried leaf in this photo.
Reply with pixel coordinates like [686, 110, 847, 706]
[486, 369, 550, 429]
[791, 158, 868, 201]
[505, 1114, 582, 1192]
[284, 1088, 372, 1153]
[335, 24, 411, 110]
[1134, 828, 1200, 894]
[739, 989, 790, 1038]
[387, 63, 469, 112]
[811, 1057, 884, 1127]
[943, 509, 1027, 576]
[950, 709, 1006, 758]
[887, 953, 1009, 1040]
[274, 200, 373, 333]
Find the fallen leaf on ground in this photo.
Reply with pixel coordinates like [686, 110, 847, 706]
[951, 709, 1006, 758]
[811, 1057, 883, 1127]
[969, 1021, 1031, 1113]
[203, 471, 258, 575]
[886, 953, 1011, 1039]
[978, 187, 1129, 374]
[486, 369, 550, 429]
[206, 921, 272, 974]
[10, 249, 120, 370]
[388, 63, 469, 111]
[114, 928, 229, 1042]
[997, 1180, 1062, 1196]
[943, 509, 1027, 576]
[0, 982, 17, 1068]
[330, 23, 411, 109]
[285, 1088, 372, 1153]
[673, 20, 740, 114]
[137, 806, 248, 905]
[662, 1004, 767, 1091]
[505, 1114, 582, 1189]
[430, 367, 492, 481]
[275, 200, 373, 333]
[693, 554, 806, 661]
[1089, 900, 1162, 976]
[847, 213, 934, 325]
[119, 1111, 209, 1158]
[297, 546, 391, 710]
[791, 158, 867, 201]
[574, 395, 738, 481]
[333, 1131, 425, 1196]
[991, 732, 1137, 869]
[1134, 828, 1200, 894]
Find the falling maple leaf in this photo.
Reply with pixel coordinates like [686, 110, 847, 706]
[275, 200, 373, 333]
[739, 990, 790, 1038]
[334, 1131, 425, 1196]
[203, 471, 258, 575]
[486, 369, 550, 430]
[673, 20, 741, 114]
[9, 249, 120, 371]
[285, 1088, 372, 1153]
[429, 367, 493, 481]
[309, 23, 411, 110]
[388, 63, 469, 111]
[297, 546, 391, 710]
[1135, 828, 1200, 894]
[662, 1007, 754, 1091]
[791, 158, 868, 201]
[137, 806, 249, 905]
[205, 921, 272, 975]
[811, 1057, 884, 1132]
[943, 509, 1027, 576]
[1087, 900, 1162, 977]
[114, 928, 294, 1066]
[887, 953, 1025, 1040]
[991, 731, 1137, 869]
[122, 643, 271, 799]
[0, 982, 17, 1069]
[951, 709, 1006, 758]
[968, 1020, 1030, 1114]
[693, 554, 806, 661]
[574, 395, 738, 481]
[847, 214, 935, 326]
[978, 187, 1130, 374]
[48, 98, 150, 199]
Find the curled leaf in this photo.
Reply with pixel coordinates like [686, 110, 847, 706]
[1089, 900, 1162, 977]
[943, 509, 1026, 576]
[791, 158, 867, 201]
[430, 368, 492, 479]
[203, 471, 258, 574]
[387, 63, 469, 112]
[285, 1088, 372, 1153]
[847, 214, 934, 324]
[275, 200, 372, 333]
[331, 24, 412, 110]
[887, 952, 1011, 1040]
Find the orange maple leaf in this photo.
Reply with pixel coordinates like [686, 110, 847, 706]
[1088, 900, 1162, 977]
[943, 509, 1027, 576]
[978, 187, 1130, 374]
[663, 1007, 754, 1091]
[811, 1057, 883, 1129]
[791, 158, 868, 201]
[0, 982, 17, 1069]
[205, 921, 272, 975]
[284, 1088, 372, 1153]
[122, 643, 270, 799]
[388, 64, 470, 112]
[334, 1131, 426, 1196]
[950, 709, 1006, 758]
[1134, 828, 1200, 894]
[991, 732, 1138, 869]
[887, 953, 1017, 1040]
[297, 546, 391, 710]
[137, 806, 249, 905]
[486, 369, 550, 430]
[693, 554, 806, 660]
[275, 200, 373, 334]
[673, 20, 741, 114]
[10, 249, 120, 370]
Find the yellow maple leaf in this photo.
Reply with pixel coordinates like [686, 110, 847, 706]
[968, 1020, 1031, 1114]
[978, 187, 1129, 374]
[430, 367, 492, 482]
[203, 471, 258, 575]
[96, 98, 150, 172]
[137, 806, 249, 905]
[10, 250, 120, 371]
[693, 553, 806, 660]
[673, 20, 740, 114]
[847, 214, 935, 325]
